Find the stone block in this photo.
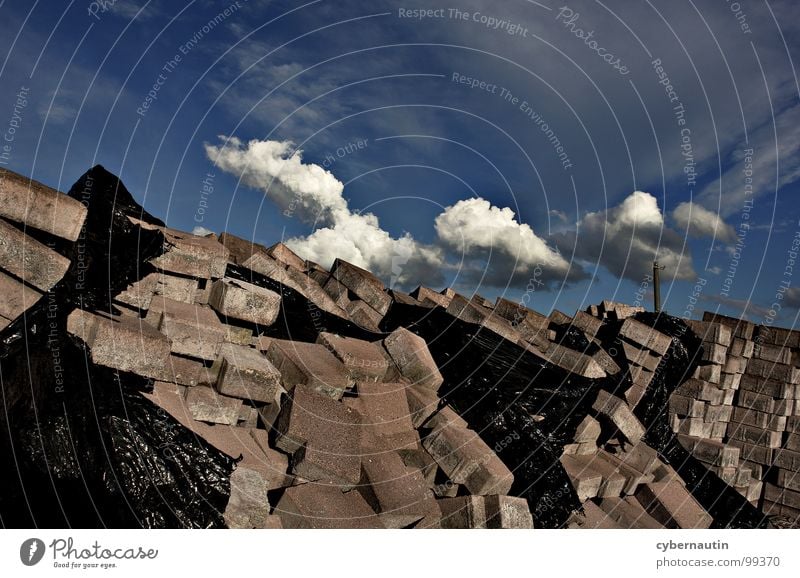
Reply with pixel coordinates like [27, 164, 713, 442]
[266, 339, 352, 399]
[316, 332, 392, 382]
[150, 232, 229, 279]
[727, 439, 773, 465]
[523, 341, 606, 379]
[731, 407, 786, 431]
[267, 242, 306, 271]
[597, 496, 663, 529]
[208, 278, 281, 327]
[411, 286, 451, 308]
[348, 381, 416, 446]
[383, 327, 443, 392]
[347, 299, 383, 331]
[592, 390, 645, 445]
[573, 415, 601, 444]
[635, 481, 712, 528]
[739, 373, 795, 398]
[0, 168, 88, 241]
[726, 421, 782, 447]
[276, 482, 381, 529]
[331, 258, 391, 316]
[446, 294, 520, 343]
[619, 318, 672, 355]
[66, 309, 170, 378]
[0, 217, 71, 291]
[357, 450, 431, 516]
[223, 466, 271, 529]
[405, 385, 440, 428]
[745, 359, 800, 385]
[0, 269, 43, 328]
[215, 342, 283, 403]
[185, 386, 242, 425]
[154, 297, 225, 360]
[677, 435, 739, 467]
[422, 424, 513, 495]
[218, 231, 268, 264]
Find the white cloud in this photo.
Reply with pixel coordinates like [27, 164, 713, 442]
[671, 201, 737, 244]
[192, 225, 215, 237]
[554, 191, 696, 282]
[207, 137, 445, 287]
[435, 198, 572, 285]
[205, 137, 347, 224]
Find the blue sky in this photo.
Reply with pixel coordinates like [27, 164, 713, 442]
[1, 0, 799, 323]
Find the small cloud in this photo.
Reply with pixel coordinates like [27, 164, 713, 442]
[672, 201, 737, 244]
[192, 225, 215, 237]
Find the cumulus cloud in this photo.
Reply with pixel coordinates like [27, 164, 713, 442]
[553, 191, 696, 282]
[435, 198, 575, 286]
[205, 137, 347, 224]
[207, 136, 445, 287]
[671, 201, 737, 244]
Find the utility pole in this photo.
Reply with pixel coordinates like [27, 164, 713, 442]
[653, 261, 665, 312]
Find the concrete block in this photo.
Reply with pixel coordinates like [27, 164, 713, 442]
[0, 217, 71, 291]
[592, 390, 645, 445]
[347, 299, 383, 331]
[215, 342, 283, 403]
[423, 424, 514, 495]
[745, 359, 800, 385]
[66, 309, 170, 379]
[185, 386, 242, 425]
[618, 318, 672, 355]
[276, 483, 381, 529]
[358, 450, 431, 516]
[267, 242, 306, 271]
[383, 327, 443, 392]
[150, 232, 229, 279]
[726, 421, 782, 447]
[597, 496, 663, 529]
[0, 269, 43, 328]
[524, 341, 607, 379]
[209, 278, 281, 327]
[0, 168, 87, 241]
[635, 481, 712, 528]
[266, 339, 352, 399]
[405, 384, 440, 428]
[316, 332, 392, 382]
[731, 407, 786, 431]
[331, 258, 391, 316]
[154, 297, 225, 360]
[411, 286, 450, 308]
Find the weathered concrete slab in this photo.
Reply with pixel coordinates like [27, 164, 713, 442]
[446, 294, 520, 343]
[223, 466, 271, 529]
[266, 339, 352, 399]
[348, 381, 416, 445]
[358, 449, 431, 516]
[267, 242, 306, 271]
[405, 384, 440, 428]
[0, 168, 88, 241]
[383, 327, 444, 392]
[209, 278, 281, 327]
[523, 341, 606, 379]
[219, 231, 269, 264]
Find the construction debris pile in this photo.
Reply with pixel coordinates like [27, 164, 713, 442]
[0, 165, 793, 528]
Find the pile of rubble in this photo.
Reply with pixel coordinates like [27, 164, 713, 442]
[0, 165, 792, 528]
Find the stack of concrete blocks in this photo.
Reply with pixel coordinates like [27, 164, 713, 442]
[0, 169, 87, 330]
[60, 223, 534, 529]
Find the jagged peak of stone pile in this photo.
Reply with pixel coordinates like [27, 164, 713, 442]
[0, 165, 795, 529]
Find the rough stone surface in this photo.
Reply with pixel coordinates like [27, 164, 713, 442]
[0, 168, 88, 241]
[316, 332, 392, 382]
[266, 339, 352, 399]
[215, 342, 283, 403]
[208, 278, 281, 327]
[185, 386, 242, 425]
[0, 217, 71, 291]
[331, 258, 391, 316]
[383, 327, 444, 392]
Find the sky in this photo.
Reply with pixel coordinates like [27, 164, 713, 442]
[1, 0, 799, 324]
